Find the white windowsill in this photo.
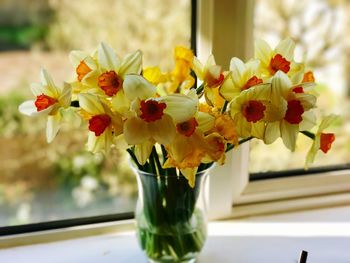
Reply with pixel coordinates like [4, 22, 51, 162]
[1, 206, 350, 263]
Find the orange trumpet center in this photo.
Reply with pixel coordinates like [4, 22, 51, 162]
[269, 54, 290, 74]
[76, 60, 92, 81]
[89, 114, 111, 136]
[320, 133, 335, 153]
[284, 100, 304, 124]
[140, 100, 167, 122]
[204, 73, 225, 88]
[242, 76, 263, 91]
[242, 100, 266, 123]
[176, 118, 198, 137]
[35, 94, 57, 112]
[98, 71, 122, 96]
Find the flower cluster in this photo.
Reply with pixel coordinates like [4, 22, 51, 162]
[19, 39, 337, 187]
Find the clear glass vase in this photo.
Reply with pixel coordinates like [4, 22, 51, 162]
[134, 168, 210, 263]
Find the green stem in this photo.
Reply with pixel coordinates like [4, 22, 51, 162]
[301, 130, 316, 140]
[221, 101, 229, 113]
[196, 83, 204, 95]
[152, 146, 164, 175]
[126, 148, 143, 170]
[149, 151, 157, 174]
[226, 136, 254, 152]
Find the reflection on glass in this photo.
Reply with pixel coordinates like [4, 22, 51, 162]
[250, 0, 350, 173]
[0, 0, 190, 226]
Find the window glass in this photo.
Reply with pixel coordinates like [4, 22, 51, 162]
[0, 0, 191, 226]
[250, 0, 349, 173]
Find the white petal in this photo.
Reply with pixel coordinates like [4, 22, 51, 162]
[19, 100, 53, 116]
[78, 93, 104, 115]
[124, 117, 150, 145]
[192, 56, 204, 80]
[40, 69, 59, 98]
[254, 39, 273, 66]
[46, 114, 61, 143]
[230, 57, 245, 80]
[275, 38, 295, 61]
[135, 140, 154, 165]
[162, 94, 197, 123]
[30, 83, 44, 96]
[118, 50, 142, 76]
[123, 75, 156, 101]
[318, 114, 339, 132]
[149, 115, 176, 145]
[264, 122, 280, 144]
[205, 54, 216, 68]
[98, 42, 120, 70]
[69, 50, 90, 67]
[271, 71, 291, 102]
[299, 111, 316, 131]
[281, 121, 298, 151]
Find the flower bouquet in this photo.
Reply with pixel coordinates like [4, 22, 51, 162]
[19, 38, 336, 262]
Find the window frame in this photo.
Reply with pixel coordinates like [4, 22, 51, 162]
[198, 0, 350, 220]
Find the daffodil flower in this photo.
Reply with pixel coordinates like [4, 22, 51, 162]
[78, 93, 123, 153]
[230, 84, 271, 139]
[193, 54, 226, 108]
[19, 69, 71, 142]
[255, 38, 304, 82]
[164, 109, 228, 187]
[122, 75, 197, 163]
[264, 71, 317, 151]
[220, 57, 263, 102]
[305, 114, 337, 168]
[69, 49, 100, 95]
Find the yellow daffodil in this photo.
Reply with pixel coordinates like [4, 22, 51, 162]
[220, 57, 262, 101]
[255, 38, 304, 82]
[69, 49, 99, 95]
[19, 69, 71, 142]
[305, 115, 337, 168]
[123, 75, 197, 162]
[164, 108, 229, 187]
[78, 93, 123, 153]
[264, 71, 317, 151]
[193, 54, 226, 108]
[230, 84, 271, 139]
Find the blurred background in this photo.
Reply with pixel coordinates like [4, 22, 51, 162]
[0, 0, 349, 226]
[0, 0, 191, 226]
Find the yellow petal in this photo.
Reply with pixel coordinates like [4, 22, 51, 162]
[180, 167, 198, 188]
[124, 116, 150, 145]
[264, 122, 280, 144]
[192, 56, 204, 80]
[149, 115, 176, 145]
[111, 90, 130, 114]
[135, 140, 154, 165]
[87, 129, 112, 153]
[197, 112, 215, 132]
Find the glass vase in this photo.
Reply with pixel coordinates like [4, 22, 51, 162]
[134, 168, 210, 263]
